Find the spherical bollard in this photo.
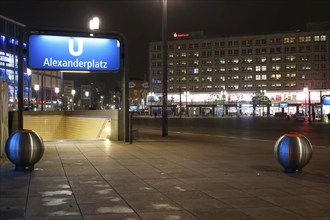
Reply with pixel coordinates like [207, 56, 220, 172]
[274, 132, 312, 173]
[5, 129, 44, 171]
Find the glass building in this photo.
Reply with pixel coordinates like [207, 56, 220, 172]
[0, 15, 61, 111]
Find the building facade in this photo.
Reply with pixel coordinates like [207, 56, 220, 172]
[0, 15, 61, 111]
[149, 24, 330, 117]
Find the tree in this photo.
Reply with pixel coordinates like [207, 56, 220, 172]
[252, 94, 271, 116]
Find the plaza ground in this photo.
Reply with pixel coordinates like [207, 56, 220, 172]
[0, 128, 329, 220]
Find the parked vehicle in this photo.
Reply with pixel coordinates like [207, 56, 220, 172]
[294, 112, 306, 121]
[274, 112, 287, 117]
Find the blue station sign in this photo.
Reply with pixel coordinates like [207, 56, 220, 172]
[28, 34, 120, 71]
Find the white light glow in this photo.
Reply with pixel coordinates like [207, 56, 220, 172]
[89, 17, 100, 30]
[34, 84, 40, 91]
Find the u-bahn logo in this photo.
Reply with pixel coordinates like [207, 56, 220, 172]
[68, 38, 83, 56]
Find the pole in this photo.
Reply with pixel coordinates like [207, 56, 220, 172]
[41, 74, 44, 111]
[18, 28, 24, 130]
[122, 36, 129, 142]
[162, 0, 168, 136]
[28, 76, 31, 110]
[320, 91, 323, 122]
[308, 91, 311, 122]
[129, 112, 132, 144]
[186, 92, 188, 116]
[179, 88, 182, 118]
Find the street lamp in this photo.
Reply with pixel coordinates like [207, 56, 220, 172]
[303, 87, 308, 115]
[85, 91, 90, 110]
[54, 87, 60, 110]
[27, 68, 32, 108]
[34, 84, 39, 110]
[148, 92, 155, 115]
[220, 90, 227, 116]
[260, 89, 267, 116]
[184, 91, 189, 115]
[100, 95, 104, 109]
[179, 88, 182, 118]
[303, 87, 312, 122]
[71, 89, 76, 111]
[162, 0, 168, 136]
[89, 17, 99, 37]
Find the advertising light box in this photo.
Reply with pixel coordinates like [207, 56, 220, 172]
[28, 34, 120, 71]
[322, 95, 330, 105]
[279, 102, 289, 108]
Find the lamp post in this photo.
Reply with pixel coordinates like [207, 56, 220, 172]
[221, 90, 227, 116]
[184, 91, 189, 116]
[100, 95, 104, 109]
[34, 84, 39, 111]
[54, 87, 59, 111]
[162, 0, 168, 136]
[261, 89, 267, 116]
[149, 92, 155, 115]
[27, 68, 31, 109]
[303, 87, 308, 115]
[179, 88, 182, 118]
[307, 89, 311, 122]
[85, 91, 90, 110]
[71, 89, 76, 111]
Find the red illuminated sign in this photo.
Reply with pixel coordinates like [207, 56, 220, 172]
[173, 32, 190, 38]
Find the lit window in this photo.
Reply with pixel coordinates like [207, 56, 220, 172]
[320, 35, 326, 41]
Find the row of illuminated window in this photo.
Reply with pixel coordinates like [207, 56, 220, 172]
[151, 64, 326, 75]
[151, 35, 327, 51]
[0, 35, 19, 53]
[153, 44, 327, 59]
[151, 81, 326, 92]
[152, 55, 327, 67]
[152, 72, 326, 84]
[168, 81, 327, 91]
[0, 51, 18, 68]
[0, 67, 17, 84]
[167, 83, 298, 91]
[283, 35, 327, 43]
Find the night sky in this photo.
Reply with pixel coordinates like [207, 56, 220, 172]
[1, 0, 330, 83]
